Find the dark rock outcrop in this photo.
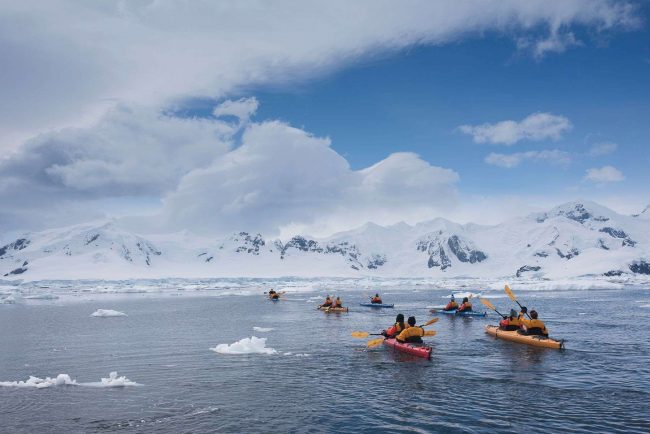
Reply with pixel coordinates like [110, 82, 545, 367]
[629, 261, 650, 275]
[516, 265, 541, 277]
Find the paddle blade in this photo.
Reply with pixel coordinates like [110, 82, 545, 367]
[367, 338, 385, 348]
[423, 330, 437, 337]
[504, 284, 517, 302]
[351, 331, 370, 338]
[423, 317, 440, 327]
[480, 297, 496, 311]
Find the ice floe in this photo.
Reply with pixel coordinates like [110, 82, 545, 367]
[210, 336, 277, 355]
[0, 372, 140, 388]
[252, 326, 274, 332]
[91, 309, 127, 317]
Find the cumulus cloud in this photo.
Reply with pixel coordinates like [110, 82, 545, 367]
[588, 142, 618, 156]
[460, 112, 572, 145]
[0, 1, 638, 150]
[584, 166, 625, 183]
[0, 104, 237, 229]
[485, 150, 571, 168]
[162, 121, 459, 236]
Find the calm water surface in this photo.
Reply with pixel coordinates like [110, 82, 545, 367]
[1, 286, 650, 433]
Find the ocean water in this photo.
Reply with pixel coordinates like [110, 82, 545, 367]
[1, 285, 649, 433]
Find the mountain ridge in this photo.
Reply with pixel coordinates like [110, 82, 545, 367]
[2, 200, 649, 281]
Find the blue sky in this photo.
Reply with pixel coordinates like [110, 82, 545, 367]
[0, 1, 648, 235]
[251, 28, 649, 201]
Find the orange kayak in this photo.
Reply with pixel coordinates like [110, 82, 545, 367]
[485, 325, 564, 349]
[318, 306, 349, 313]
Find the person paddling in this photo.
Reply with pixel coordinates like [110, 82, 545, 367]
[331, 296, 343, 309]
[395, 316, 424, 344]
[443, 295, 458, 311]
[268, 289, 279, 300]
[319, 295, 333, 308]
[520, 310, 549, 336]
[499, 309, 522, 331]
[370, 293, 383, 304]
[457, 297, 472, 312]
[382, 313, 406, 338]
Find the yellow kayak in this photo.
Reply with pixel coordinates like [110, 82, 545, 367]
[318, 306, 349, 313]
[485, 325, 564, 349]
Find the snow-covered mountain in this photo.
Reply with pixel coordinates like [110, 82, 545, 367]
[2, 201, 650, 281]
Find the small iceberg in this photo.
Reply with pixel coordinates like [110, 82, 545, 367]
[0, 372, 140, 388]
[0, 374, 76, 388]
[253, 326, 274, 332]
[81, 371, 141, 387]
[91, 309, 127, 317]
[210, 336, 277, 355]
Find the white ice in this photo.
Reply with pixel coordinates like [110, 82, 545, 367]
[81, 371, 141, 387]
[0, 374, 76, 388]
[91, 309, 127, 317]
[210, 336, 277, 355]
[0, 372, 140, 388]
[253, 326, 274, 332]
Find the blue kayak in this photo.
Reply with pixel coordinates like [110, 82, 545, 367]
[431, 309, 486, 317]
[360, 303, 394, 308]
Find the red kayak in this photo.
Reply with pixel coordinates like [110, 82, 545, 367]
[383, 338, 432, 359]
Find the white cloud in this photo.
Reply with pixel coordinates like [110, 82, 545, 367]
[584, 166, 625, 183]
[161, 122, 459, 236]
[460, 112, 572, 145]
[213, 97, 259, 124]
[517, 31, 581, 59]
[588, 142, 618, 156]
[485, 150, 571, 168]
[0, 1, 637, 150]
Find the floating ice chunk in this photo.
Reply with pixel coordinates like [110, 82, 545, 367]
[81, 372, 141, 387]
[0, 374, 77, 388]
[640, 304, 650, 308]
[253, 327, 274, 332]
[91, 309, 127, 317]
[0, 372, 140, 388]
[210, 336, 277, 355]
[283, 352, 310, 357]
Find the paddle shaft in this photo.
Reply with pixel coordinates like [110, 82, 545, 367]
[513, 299, 532, 319]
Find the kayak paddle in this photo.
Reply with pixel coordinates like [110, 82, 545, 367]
[351, 331, 383, 338]
[367, 338, 385, 348]
[421, 317, 439, 327]
[423, 330, 437, 337]
[480, 297, 505, 317]
[504, 284, 532, 319]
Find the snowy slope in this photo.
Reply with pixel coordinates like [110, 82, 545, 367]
[1, 201, 650, 281]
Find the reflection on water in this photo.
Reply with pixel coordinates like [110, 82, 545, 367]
[1, 287, 649, 433]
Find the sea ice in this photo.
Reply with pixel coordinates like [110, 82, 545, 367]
[91, 309, 127, 317]
[210, 336, 277, 355]
[252, 326, 274, 332]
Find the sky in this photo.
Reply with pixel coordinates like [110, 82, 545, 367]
[0, 0, 649, 238]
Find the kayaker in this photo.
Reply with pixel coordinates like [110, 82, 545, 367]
[370, 293, 383, 304]
[443, 295, 458, 311]
[319, 295, 333, 308]
[499, 309, 522, 331]
[520, 310, 549, 336]
[382, 313, 406, 338]
[268, 289, 279, 300]
[457, 297, 472, 312]
[331, 296, 343, 308]
[395, 316, 424, 344]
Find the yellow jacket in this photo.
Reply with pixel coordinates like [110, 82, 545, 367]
[522, 318, 548, 335]
[396, 326, 424, 342]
